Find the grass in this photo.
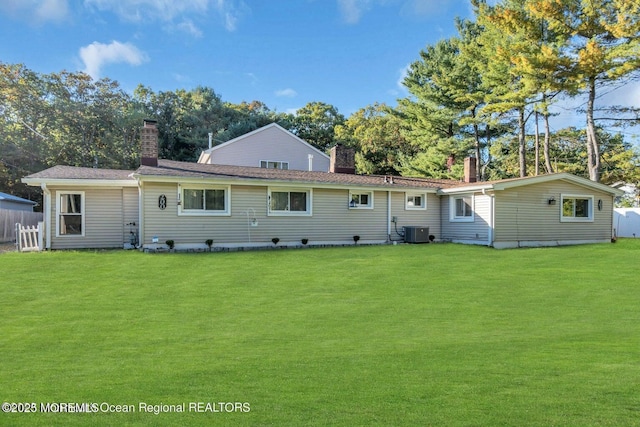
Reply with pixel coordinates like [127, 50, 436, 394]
[1, 240, 640, 426]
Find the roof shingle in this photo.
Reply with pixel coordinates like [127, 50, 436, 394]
[135, 160, 459, 190]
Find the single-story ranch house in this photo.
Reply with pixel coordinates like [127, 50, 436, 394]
[22, 121, 624, 250]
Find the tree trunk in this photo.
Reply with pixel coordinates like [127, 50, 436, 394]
[472, 108, 481, 182]
[585, 77, 600, 181]
[534, 111, 540, 176]
[518, 107, 526, 177]
[543, 111, 553, 173]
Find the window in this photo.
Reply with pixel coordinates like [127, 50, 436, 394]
[260, 160, 289, 170]
[268, 188, 311, 215]
[450, 195, 474, 222]
[406, 193, 427, 210]
[179, 185, 230, 216]
[349, 191, 373, 209]
[561, 194, 593, 222]
[57, 192, 84, 236]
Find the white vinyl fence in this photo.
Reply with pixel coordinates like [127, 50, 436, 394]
[1, 208, 43, 243]
[614, 208, 640, 238]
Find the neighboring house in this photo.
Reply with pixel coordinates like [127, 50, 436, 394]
[611, 182, 639, 207]
[22, 120, 624, 250]
[0, 192, 37, 211]
[197, 123, 331, 172]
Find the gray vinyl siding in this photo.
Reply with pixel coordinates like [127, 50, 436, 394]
[441, 193, 491, 243]
[207, 125, 330, 171]
[122, 187, 139, 244]
[49, 187, 127, 249]
[141, 182, 420, 245]
[389, 192, 440, 240]
[493, 181, 614, 243]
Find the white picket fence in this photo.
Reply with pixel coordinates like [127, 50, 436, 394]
[15, 222, 44, 252]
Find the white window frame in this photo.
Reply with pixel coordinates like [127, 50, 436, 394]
[56, 191, 85, 237]
[178, 184, 230, 216]
[560, 194, 594, 222]
[405, 192, 427, 210]
[260, 160, 289, 170]
[449, 194, 474, 222]
[268, 188, 312, 216]
[349, 191, 374, 209]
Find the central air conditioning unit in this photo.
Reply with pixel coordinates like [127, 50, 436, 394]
[403, 226, 430, 243]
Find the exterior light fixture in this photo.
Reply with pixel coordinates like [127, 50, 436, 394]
[548, 197, 556, 205]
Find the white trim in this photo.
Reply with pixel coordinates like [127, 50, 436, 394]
[560, 194, 594, 222]
[449, 194, 474, 222]
[349, 190, 374, 209]
[177, 184, 231, 216]
[22, 178, 137, 187]
[440, 173, 624, 196]
[267, 187, 313, 216]
[405, 192, 427, 210]
[55, 191, 85, 237]
[133, 174, 441, 193]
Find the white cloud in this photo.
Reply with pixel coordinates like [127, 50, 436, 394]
[176, 19, 203, 37]
[396, 64, 410, 92]
[337, 0, 372, 24]
[275, 88, 297, 98]
[83, 0, 248, 32]
[79, 40, 148, 79]
[0, 0, 69, 24]
[84, 0, 208, 22]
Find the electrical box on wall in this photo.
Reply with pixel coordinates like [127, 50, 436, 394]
[403, 226, 430, 243]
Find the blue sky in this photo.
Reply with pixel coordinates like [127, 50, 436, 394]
[0, 0, 473, 116]
[1, 0, 637, 141]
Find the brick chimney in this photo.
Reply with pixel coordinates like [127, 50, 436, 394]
[464, 157, 477, 183]
[330, 145, 355, 174]
[141, 119, 158, 167]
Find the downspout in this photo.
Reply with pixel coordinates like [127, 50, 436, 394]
[483, 188, 494, 247]
[387, 191, 392, 241]
[137, 178, 144, 250]
[41, 183, 52, 250]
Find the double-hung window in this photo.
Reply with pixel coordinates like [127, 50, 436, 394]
[561, 194, 593, 222]
[406, 192, 427, 210]
[268, 188, 311, 215]
[450, 195, 474, 222]
[349, 191, 373, 209]
[57, 192, 84, 236]
[179, 185, 230, 216]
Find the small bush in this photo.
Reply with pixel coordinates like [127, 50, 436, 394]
[272, 238, 280, 245]
[165, 240, 175, 249]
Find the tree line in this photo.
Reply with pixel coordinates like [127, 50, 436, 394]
[1, 0, 639, 206]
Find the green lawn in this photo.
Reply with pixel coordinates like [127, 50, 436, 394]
[1, 241, 639, 426]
